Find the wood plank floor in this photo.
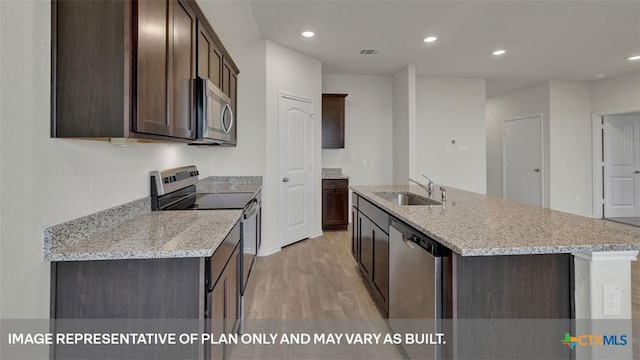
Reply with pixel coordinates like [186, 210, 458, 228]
[243, 230, 384, 320]
[237, 230, 402, 359]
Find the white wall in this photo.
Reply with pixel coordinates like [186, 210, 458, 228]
[0, 1, 267, 319]
[416, 77, 487, 194]
[263, 40, 322, 254]
[486, 82, 551, 204]
[321, 74, 393, 186]
[392, 65, 416, 184]
[592, 71, 640, 115]
[549, 81, 593, 216]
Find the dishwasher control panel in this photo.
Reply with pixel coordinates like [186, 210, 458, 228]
[392, 218, 443, 257]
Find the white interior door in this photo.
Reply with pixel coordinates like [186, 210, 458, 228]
[604, 115, 640, 217]
[279, 94, 313, 247]
[503, 116, 543, 207]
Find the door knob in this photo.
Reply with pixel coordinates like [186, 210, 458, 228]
[282, 177, 289, 183]
[534, 168, 540, 172]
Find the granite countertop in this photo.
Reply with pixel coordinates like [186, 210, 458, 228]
[44, 175, 263, 262]
[322, 168, 350, 180]
[197, 176, 262, 194]
[351, 185, 640, 256]
[44, 210, 242, 261]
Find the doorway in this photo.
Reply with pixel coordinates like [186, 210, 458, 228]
[597, 112, 640, 223]
[503, 115, 544, 207]
[278, 93, 314, 247]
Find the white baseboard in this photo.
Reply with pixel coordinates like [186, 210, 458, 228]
[257, 246, 281, 257]
[309, 231, 323, 239]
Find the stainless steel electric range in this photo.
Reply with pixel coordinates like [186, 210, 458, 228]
[149, 165, 261, 299]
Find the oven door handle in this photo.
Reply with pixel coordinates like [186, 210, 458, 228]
[243, 199, 260, 220]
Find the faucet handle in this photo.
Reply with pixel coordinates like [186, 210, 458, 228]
[422, 174, 433, 184]
[440, 186, 447, 201]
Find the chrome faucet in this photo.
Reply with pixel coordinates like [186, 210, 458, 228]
[405, 175, 435, 198]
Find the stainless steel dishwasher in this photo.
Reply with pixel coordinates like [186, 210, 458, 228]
[389, 218, 443, 360]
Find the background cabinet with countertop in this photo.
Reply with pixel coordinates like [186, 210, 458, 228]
[52, 0, 239, 144]
[322, 179, 349, 230]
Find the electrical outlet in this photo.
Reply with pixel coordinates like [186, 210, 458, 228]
[602, 284, 622, 316]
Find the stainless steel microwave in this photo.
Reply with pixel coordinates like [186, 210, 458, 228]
[196, 77, 234, 144]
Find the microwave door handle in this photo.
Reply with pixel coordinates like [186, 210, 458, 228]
[201, 81, 208, 136]
[221, 104, 233, 134]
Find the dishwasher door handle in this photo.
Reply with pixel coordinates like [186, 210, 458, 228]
[402, 235, 416, 249]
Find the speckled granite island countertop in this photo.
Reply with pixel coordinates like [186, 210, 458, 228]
[43, 176, 262, 262]
[351, 185, 640, 256]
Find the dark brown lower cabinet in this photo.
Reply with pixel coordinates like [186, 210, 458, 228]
[51, 220, 241, 360]
[351, 205, 358, 260]
[322, 179, 349, 230]
[207, 243, 240, 359]
[353, 194, 389, 314]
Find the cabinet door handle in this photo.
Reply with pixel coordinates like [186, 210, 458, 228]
[635, 170, 640, 174]
[534, 168, 540, 172]
[282, 177, 289, 183]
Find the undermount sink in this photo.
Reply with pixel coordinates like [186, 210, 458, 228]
[374, 192, 441, 206]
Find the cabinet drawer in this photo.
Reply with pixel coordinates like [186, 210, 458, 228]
[359, 197, 389, 234]
[322, 179, 348, 190]
[209, 220, 240, 289]
[352, 192, 359, 209]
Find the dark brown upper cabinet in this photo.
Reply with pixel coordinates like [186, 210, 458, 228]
[197, 22, 223, 89]
[52, 0, 239, 143]
[322, 94, 348, 148]
[134, 0, 196, 139]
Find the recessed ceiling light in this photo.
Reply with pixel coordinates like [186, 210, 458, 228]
[424, 36, 437, 43]
[302, 31, 315, 38]
[628, 55, 640, 61]
[493, 50, 506, 56]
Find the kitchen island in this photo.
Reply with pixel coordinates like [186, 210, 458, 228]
[351, 184, 640, 359]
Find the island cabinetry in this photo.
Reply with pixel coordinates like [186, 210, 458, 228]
[351, 205, 358, 259]
[322, 179, 349, 230]
[352, 193, 389, 313]
[445, 253, 573, 319]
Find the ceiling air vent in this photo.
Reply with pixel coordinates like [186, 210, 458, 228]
[359, 49, 381, 55]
